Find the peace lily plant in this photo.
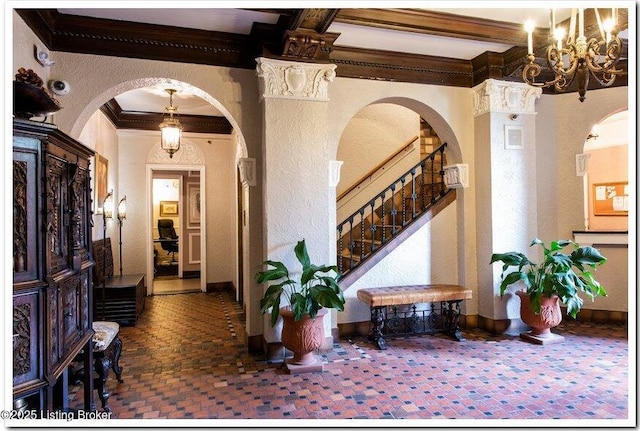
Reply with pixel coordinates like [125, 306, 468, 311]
[490, 238, 607, 318]
[255, 239, 344, 326]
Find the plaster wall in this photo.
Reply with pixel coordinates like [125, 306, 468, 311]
[492, 111, 539, 320]
[12, 12, 50, 91]
[260, 96, 334, 343]
[537, 88, 629, 239]
[77, 111, 120, 254]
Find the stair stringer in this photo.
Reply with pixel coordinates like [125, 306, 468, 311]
[339, 189, 457, 289]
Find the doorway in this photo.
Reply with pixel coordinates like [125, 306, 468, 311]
[147, 165, 206, 295]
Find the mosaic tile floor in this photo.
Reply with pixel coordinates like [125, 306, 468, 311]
[70, 291, 632, 426]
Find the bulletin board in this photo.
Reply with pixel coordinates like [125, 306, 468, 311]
[593, 182, 628, 216]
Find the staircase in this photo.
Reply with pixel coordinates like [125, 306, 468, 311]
[337, 142, 455, 280]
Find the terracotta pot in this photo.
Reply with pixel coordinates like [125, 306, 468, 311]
[516, 290, 563, 337]
[280, 307, 326, 366]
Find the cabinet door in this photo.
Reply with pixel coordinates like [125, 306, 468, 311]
[60, 275, 82, 357]
[13, 139, 41, 284]
[45, 154, 69, 276]
[13, 291, 44, 390]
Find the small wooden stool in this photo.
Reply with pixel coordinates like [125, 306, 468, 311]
[92, 321, 124, 412]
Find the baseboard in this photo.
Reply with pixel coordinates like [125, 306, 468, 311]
[206, 281, 234, 293]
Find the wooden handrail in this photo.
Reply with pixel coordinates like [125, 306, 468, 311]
[337, 135, 418, 201]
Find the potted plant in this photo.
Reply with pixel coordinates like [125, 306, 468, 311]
[490, 238, 607, 342]
[255, 239, 344, 372]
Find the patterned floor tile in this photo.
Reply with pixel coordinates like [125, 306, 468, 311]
[69, 291, 630, 425]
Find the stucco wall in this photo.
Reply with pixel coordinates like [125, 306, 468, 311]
[77, 110, 120, 255]
[12, 11, 50, 88]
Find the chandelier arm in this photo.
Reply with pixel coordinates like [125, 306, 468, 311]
[547, 46, 580, 78]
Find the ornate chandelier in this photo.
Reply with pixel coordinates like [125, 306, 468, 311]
[522, 8, 624, 102]
[159, 89, 183, 158]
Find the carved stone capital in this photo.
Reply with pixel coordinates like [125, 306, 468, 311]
[472, 79, 541, 117]
[328, 160, 343, 188]
[238, 158, 257, 187]
[256, 57, 336, 101]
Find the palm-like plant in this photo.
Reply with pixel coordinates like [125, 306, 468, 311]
[490, 238, 607, 318]
[256, 239, 344, 326]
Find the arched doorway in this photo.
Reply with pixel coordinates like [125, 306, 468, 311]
[74, 78, 251, 307]
[581, 110, 629, 231]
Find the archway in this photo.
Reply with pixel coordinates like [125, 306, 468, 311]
[581, 110, 629, 231]
[334, 98, 468, 326]
[73, 78, 253, 310]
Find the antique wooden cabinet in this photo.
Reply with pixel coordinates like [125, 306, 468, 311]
[13, 118, 95, 411]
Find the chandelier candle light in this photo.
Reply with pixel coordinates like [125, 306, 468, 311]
[522, 8, 623, 102]
[159, 88, 183, 158]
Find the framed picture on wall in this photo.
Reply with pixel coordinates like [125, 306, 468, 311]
[94, 153, 108, 214]
[160, 201, 179, 216]
[593, 182, 628, 216]
[187, 183, 201, 229]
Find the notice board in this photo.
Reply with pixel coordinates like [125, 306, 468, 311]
[593, 182, 628, 216]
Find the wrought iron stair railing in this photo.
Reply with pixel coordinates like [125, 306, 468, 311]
[336, 142, 451, 276]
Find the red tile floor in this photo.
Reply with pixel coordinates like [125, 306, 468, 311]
[70, 291, 632, 426]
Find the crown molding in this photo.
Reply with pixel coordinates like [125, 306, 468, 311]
[100, 99, 232, 134]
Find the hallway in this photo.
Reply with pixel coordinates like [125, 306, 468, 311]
[71, 291, 630, 424]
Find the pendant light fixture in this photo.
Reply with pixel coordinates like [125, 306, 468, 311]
[159, 89, 183, 158]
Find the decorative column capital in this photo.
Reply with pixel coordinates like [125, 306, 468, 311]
[256, 57, 337, 102]
[328, 160, 343, 187]
[472, 79, 542, 117]
[238, 158, 257, 187]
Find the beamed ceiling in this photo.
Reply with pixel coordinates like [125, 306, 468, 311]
[15, 8, 629, 134]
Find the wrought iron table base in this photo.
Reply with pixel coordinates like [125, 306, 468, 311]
[367, 300, 466, 350]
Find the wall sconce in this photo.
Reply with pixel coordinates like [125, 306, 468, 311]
[102, 190, 114, 220]
[100, 190, 113, 320]
[117, 195, 126, 275]
[117, 196, 127, 221]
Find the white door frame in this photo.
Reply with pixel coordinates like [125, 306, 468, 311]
[146, 163, 206, 294]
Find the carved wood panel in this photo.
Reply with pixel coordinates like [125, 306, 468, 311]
[13, 292, 41, 387]
[46, 154, 69, 275]
[61, 275, 81, 357]
[13, 141, 39, 284]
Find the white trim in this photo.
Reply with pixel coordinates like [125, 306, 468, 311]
[573, 231, 628, 246]
[146, 164, 206, 294]
[188, 232, 201, 264]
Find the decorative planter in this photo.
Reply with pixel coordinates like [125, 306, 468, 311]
[280, 307, 326, 373]
[516, 290, 564, 345]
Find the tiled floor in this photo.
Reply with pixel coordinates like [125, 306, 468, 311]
[70, 291, 631, 426]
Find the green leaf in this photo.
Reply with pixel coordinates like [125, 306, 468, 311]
[294, 239, 311, 268]
[490, 252, 527, 267]
[310, 285, 345, 311]
[255, 260, 289, 283]
[570, 246, 607, 266]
